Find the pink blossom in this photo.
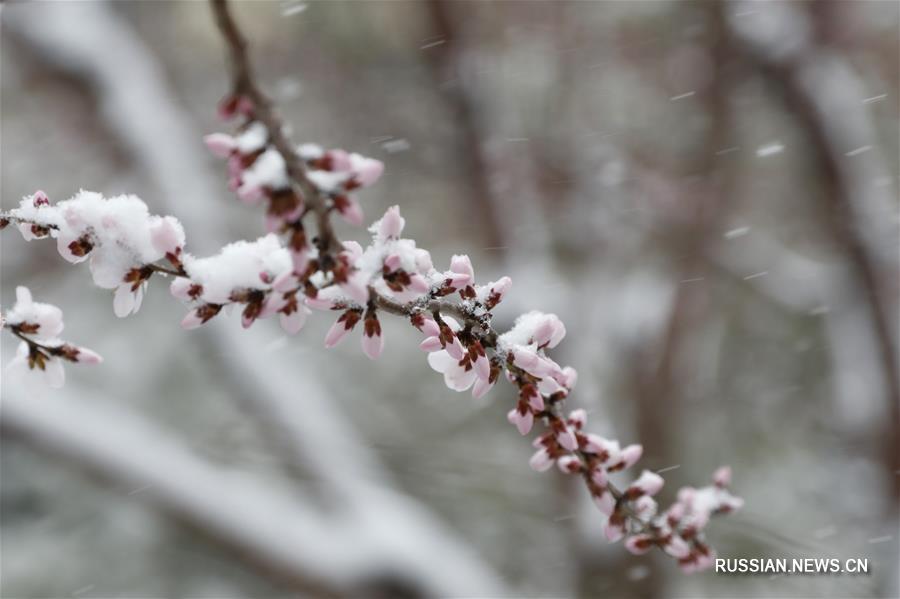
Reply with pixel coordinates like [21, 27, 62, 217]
[56, 232, 93, 264]
[335, 196, 364, 226]
[677, 487, 696, 505]
[291, 248, 309, 273]
[556, 455, 582, 474]
[443, 335, 465, 361]
[446, 254, 474, 288]
[429, 317, 466, 360]
[521, 384, 544, 411]
[361, 312, 384, 360]
[477, 276, 512, 309]
[590, 466, 608, 488]
[628, 470, 665, 497]
[73, 346, 104, 364]
[170, 278, 197, 301]
[665, 502, 686, 527]
[663, 535, 691, 559]
[536, 374, 564, 396]
[349, 153, 384, 187]
[259, 293, 288, 318]
[419, 336, 443, 352]
[624, 534, 655, 555]
[593, 491, 615, 516]
[510, 348, 556, 379]
[113, 283, 146, 318]
[418, 317, 441, 338]
[472, 353, 491, 381]
[532, 313, 566, 349]
[427, 350, 477, 392]
[680, 547, 717, 574]
[32, 190, 50, 206]
[342, 240, 363, 262]
[377, 205, 405, 240]
[471, 376, 495, 399]
[180, 310, 205, 330]
[4, 289, 102, 389]
[633, 495, 658, 519]
[604, 517, 626, 542]
[6, 287, 64, 340]
[325, 310, 361, 348]
[326, 149, 352, 171]
[557, 427, 578, 452]
[150, 216, 186, 256]
[567, 409, 587, 430]
[620, 444, 644, 470]
[408, 274, 430, 294]
[271, 270, 299, 293]
[558, 366, 578, 389]
[204, 133, 237, 158]
[338, 271, 370, 305]
[584, 435, 622, 465]
[384, 254, 402, 271]
[529, 448, 554, 472]
[7, 342, 65, 388]
[713, 465, 732, 488]
[305, 295, 335, 311]
[361, 332, 384, 359]
[17, 222, 45, 241]
[237, 184, 265, 205]
[507, 407, 534, 435]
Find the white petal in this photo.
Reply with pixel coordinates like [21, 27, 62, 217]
[445, 366, 477, 392]
[133, 284, 146, 314]
[279, 307, 309, 335]
[113, 286, 135, 318]
[44, 359, 65, 388]
[15, 286, 33, 306]
[427, 350, 455, 374]
[360, 332, 384, 360]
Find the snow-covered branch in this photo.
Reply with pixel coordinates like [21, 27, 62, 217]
[0, 0, 745, 572]
[0, 388, 506, 597]
[727, 0, 900, 505]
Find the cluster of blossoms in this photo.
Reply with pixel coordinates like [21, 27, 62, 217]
[0, 178, 742, 571]
[621, 466, 744, 572]
[3, 190, 185, 317]
[1, 286, 102, 388]
[0, 11, 742, 570]
[203, 95, 383, 254]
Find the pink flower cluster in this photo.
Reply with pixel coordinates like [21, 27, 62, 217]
[203, 112, 743, 571]
[298, 143, 384, 226]
[2, 286, 102, 388]
[0, 92, 742, 573]
[623, 466, 744, 572]
[5, 190, 186, 317]
[525, 408, 742, 572]
[205, 121, 303, 233]
[204, 97, 383, 246]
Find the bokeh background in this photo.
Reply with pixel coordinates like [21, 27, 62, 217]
[2, 1, 898, 597]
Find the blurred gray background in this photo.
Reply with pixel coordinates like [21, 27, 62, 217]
[1, 1, 898, 597]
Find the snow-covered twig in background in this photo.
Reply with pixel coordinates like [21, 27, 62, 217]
[0, 387, 506, 597]
[727, 0, 900, 507]
[0, 0, 743, 572]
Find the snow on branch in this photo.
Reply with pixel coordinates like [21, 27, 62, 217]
[0, 0, 743, 572]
